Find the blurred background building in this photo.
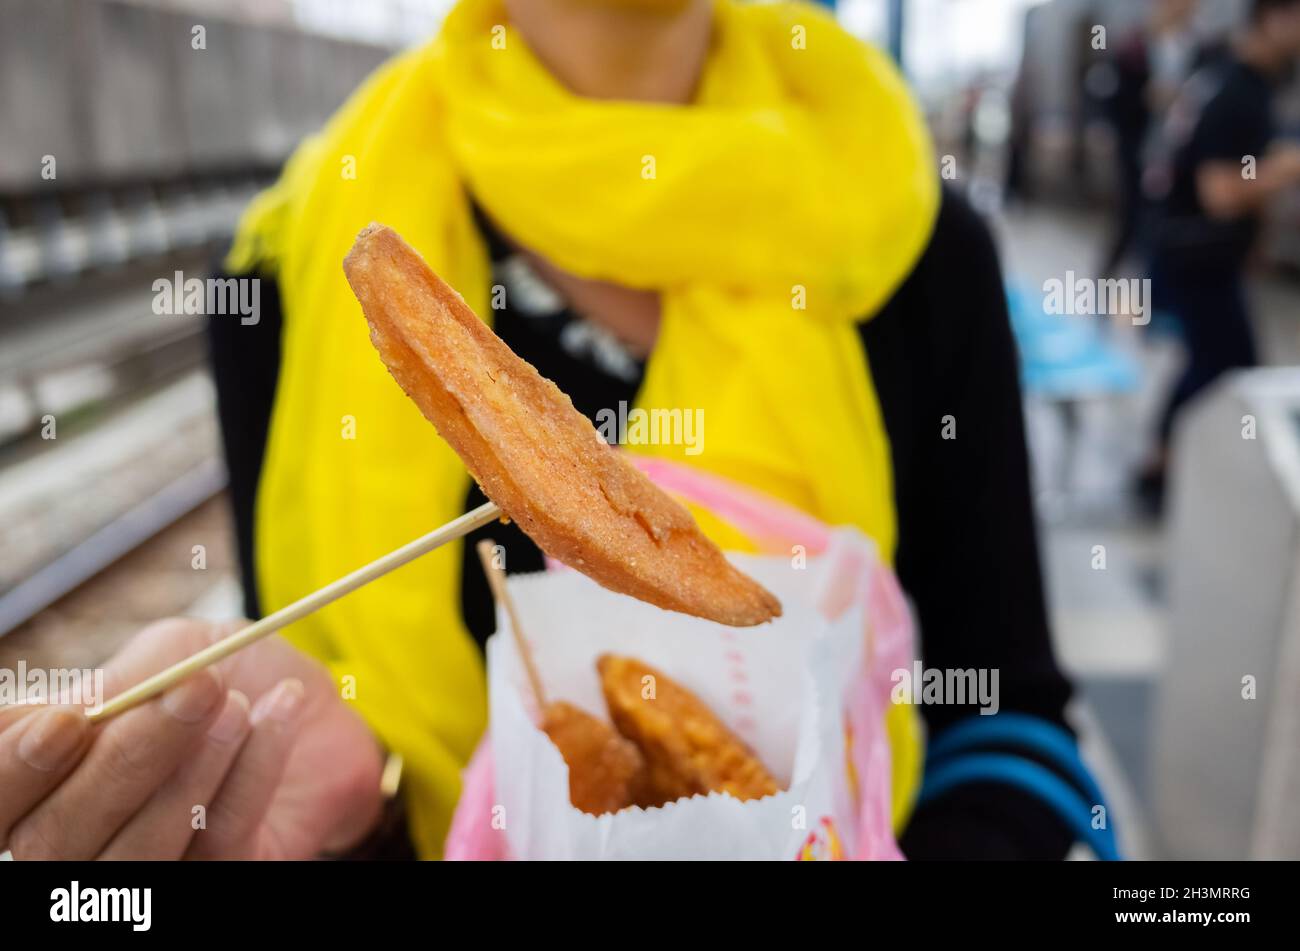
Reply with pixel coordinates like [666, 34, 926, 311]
[2, 0, 1298, 859]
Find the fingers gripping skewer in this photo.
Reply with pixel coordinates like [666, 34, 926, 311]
[87, 501, 502, 723]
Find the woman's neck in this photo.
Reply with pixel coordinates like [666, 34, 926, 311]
[504, 0, 714, 104]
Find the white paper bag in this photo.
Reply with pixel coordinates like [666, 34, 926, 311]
[488, 545, 875, 860]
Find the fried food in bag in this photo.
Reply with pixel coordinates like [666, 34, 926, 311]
[540, 701, 648, 816]
[597, 654, 780, 805]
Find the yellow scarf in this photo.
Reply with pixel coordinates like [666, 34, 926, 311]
[228, 0, 938, 859]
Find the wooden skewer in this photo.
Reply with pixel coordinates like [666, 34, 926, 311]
[87, 501, 503, 723]
[475, 539, 547, 710]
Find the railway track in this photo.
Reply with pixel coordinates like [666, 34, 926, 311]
[0, 483, 240, 678]
[0, 457, 228, 638]
[0, 265, 231, 638]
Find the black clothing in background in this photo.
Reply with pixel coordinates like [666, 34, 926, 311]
[1156, 59, 1276, 268]
[1149, 57, 1276, 443]
[207, 189, 1077, 860]
[861, 194, 1071, 742]
[1098, 32, 1155, 275]
[1153, 257, 1256, 443]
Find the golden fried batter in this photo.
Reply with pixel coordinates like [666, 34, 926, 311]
[343, 224, 781, 627]
[597, 654, 779, 805]
[541, 701, 648, 816]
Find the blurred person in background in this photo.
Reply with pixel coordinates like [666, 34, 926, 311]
[1138, 0, 1300, 507]
[1096, 0, 1200, 277]
[0, 0, 1094, 861]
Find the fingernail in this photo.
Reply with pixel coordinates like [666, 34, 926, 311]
[161, 669, 224, 723]
[18, 709, 87, 771]
[251, 680, 305, 726]
[207, 691, 251, 745]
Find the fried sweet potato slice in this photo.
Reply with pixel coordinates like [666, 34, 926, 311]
[597, 654, 779, 805]
[343, 224, 781, 627]
[541, 700, 648, 815]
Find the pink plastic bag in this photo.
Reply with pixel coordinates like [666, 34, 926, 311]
[445, 458, 914, 861]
